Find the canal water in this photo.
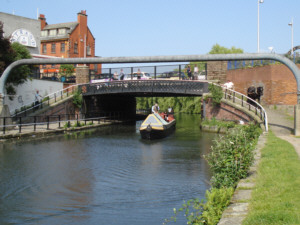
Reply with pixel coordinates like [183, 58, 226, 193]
[0, 114, 216, 225]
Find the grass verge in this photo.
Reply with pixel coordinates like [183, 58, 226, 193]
[243, 131, 300, 225]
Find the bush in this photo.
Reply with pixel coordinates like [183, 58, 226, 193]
[73, 90, 83, 108]
[208, 84, 223, 106]
[205, 124, 261, 188]
[165, 187, 234, 225]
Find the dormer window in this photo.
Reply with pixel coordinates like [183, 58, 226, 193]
[41, 30, 48, 37]
[49, 29, 57, 36]
[58, 28, 66, 35]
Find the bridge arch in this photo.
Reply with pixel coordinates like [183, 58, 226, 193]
[1, 53, 300, 103]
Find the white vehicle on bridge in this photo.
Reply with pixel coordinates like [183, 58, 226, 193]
[91, 73, 116, 83]
[124, 72, 151, 80]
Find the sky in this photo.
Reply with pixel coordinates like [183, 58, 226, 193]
[1, 0, 299, 57]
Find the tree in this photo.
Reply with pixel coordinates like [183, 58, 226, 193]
[59, 64, 75, 77]
[209, 44, 243, 54]
[0, 21, 32, 98]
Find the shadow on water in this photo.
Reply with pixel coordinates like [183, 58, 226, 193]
[0, 113, 216, 225]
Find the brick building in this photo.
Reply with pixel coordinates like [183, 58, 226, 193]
[39, 10, 101, 78]
[207, 61, 299, 106]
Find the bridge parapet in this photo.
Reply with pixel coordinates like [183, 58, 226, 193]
[79, 80, 209, 97]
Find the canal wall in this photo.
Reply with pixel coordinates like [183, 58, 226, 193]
[203, 98, 254, 123]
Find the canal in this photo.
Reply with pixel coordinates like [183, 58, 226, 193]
[0, 114, 216, 225]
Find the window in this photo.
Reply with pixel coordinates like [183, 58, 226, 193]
[61, 43, 65, 53]
[49, 29, 57, 36]
[74, 43, 78, 54]
[58, 28, 66, 35]
[51, 43, 56, 53]
[42, 44, 47, 53]
[41, 30, 47, 37]
[87, 45, 91, 56]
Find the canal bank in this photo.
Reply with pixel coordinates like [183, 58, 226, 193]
[0, 120, 126, 142]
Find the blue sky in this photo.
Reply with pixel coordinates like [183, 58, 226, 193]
[2, 0, 299, 57]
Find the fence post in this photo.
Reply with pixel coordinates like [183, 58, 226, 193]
[68, 114, 70, 127]
[233, 92, 235, 103]
[47, 116, 50, 130]
[3, 117, 5, 134]
[154, 66, 157, 80]
[54, 93, 56, 102]
[241, 95, 244, 107]
[58, 115, 61, 128]
[19, 117, 22, 133]
[34, 116, 36, 131]
[76, 114, 79, 126]
[179, 65, 181, 80]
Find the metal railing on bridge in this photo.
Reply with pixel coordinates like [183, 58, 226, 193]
[212, 83, 268, 132]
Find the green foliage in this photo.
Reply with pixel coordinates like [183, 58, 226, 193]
[165, 188, 234, 225]
[73, 89, 83, 108]
[205, 124, 262, 188]
[209, 44, 244, 54]
[42, 96, 50, 102]
[136, 96, 203, 114]
[208, 84, 223, 106]
[0, 22, 31, 98]
[8, 42, 32, 85]
[63, 122, 71, 128]
[59, 64, 75, 77]
[201, 118, 236, 130]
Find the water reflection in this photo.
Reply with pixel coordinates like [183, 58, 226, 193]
[0, 114, 216, 225]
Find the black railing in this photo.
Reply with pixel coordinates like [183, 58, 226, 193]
[0, 112, 126, 135]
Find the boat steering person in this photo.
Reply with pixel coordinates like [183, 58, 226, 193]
[151, 103, 160, 114]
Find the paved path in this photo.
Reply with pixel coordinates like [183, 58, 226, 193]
[265, 106, 300, 158]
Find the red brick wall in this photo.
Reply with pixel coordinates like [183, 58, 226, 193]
[227, 64, 299, 105]
[204, 98, 253, 123]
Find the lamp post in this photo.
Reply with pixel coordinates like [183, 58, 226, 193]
[257, 0, 264, 53]
[288, 18, 294, 56]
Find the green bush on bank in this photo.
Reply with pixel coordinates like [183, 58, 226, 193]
[166, 123, 262, 224]
[205, 124, 261, 188]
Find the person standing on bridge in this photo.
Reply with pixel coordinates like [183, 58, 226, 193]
[187, 65, 192, 80]
[119, 69, 125, 80]
[137, 68, 141, 79]
[193, 65, 199, 80]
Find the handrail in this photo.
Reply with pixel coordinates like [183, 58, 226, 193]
[209, 83, 268, 132]
[10, 83, 84, 117]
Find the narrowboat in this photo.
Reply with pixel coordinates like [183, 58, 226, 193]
[139, 112, 176, 140]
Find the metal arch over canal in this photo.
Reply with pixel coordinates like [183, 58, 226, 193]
[1, 53, 300, 102]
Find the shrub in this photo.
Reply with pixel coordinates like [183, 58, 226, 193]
[208, 84, 223, 106]
[73, 90, 83, 108]
[205, 124, 261, 188]
[165, 187, 234, 225]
